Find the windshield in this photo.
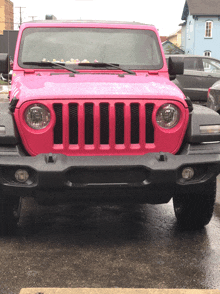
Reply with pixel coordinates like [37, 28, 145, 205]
[18, 27, 163, 70]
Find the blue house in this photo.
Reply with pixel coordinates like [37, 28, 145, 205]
[181, 0, 220, 59]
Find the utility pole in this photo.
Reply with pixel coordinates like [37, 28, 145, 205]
[15, 7, 26, 28]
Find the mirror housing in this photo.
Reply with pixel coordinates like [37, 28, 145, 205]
[0, 53, 9, 74]
[167, 56, 184, 79]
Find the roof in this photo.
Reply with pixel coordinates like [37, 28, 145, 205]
[23, 20, 153, 26]
[162, 40, 185, 54]
[160, 36, 167, 42]
[167, 29, 181, 38]
[179, 21, 186, 26]
[165, 54, 220, 62]
[182, 0, 220, 20]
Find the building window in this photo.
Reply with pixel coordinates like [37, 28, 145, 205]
[205, 21, 213, 37]
[203, 51, 211, 69]
[204, 51, 211, 57]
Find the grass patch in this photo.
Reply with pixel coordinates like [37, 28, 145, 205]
[0, 79, 8, 85]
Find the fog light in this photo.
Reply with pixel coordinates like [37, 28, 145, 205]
[182, 167, 194, 180]
[15, 169, 29, 183]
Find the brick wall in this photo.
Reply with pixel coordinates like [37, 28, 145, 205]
[0, 0, 14, 34]
[0, 0, 4, 34]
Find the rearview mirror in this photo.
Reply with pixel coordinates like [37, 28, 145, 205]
[168, 56, 184, 78]
[0, 53, 9, 74]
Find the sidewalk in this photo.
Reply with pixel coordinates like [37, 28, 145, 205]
[0, 84, 10, 94]
[0, 85, 10, 102]
[0, 93, 9, 102]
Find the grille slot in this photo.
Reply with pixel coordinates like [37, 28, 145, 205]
[53, 102, 155, 148]
[69, 104, 78, 144]
[100, 103, 109, 144]
[130, 103, 139, 144]
[115, 103, 124, 144]
[84, 103, 94, 145]
[53, 104, 63, 144]
[145, 104, 154, 143]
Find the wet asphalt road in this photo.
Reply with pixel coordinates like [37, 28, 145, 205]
[0, 94, 220, 293]
[0, 178, 220, 294]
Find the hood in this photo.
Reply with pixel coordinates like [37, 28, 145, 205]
[11, 72, 186, 107]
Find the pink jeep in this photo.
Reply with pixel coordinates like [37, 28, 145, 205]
[0, 20, 220, 234]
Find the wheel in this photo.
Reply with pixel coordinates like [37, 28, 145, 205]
[0, 197, 21, 236]
[173, 179, 216, 230]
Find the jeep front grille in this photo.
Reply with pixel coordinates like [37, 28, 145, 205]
[53, 102, 154, 146]
[17, 99, 188, 156]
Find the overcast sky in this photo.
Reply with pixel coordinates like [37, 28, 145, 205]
[12, 0, 186, 36]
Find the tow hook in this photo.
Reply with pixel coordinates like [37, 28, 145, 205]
[45, 153, 56, 163]
[157, 152, 167, 162]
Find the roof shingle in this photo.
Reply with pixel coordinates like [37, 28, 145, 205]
[186, 0, 220, 16]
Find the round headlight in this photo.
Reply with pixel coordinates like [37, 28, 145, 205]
[25, 104, 51, 130]
[156, 103, 180, 129]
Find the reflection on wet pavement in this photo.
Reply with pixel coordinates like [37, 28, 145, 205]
[0, 198, 219, 294]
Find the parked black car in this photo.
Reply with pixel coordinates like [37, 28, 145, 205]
[166, 54, 220, 104]
[207, 80, 220, 113]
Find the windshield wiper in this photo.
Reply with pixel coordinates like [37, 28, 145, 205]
[78, 62, 136, 75]
[23, 61, 80, 74]
[23, 61, 136, 75]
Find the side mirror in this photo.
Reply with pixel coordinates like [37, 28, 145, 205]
[0, 53, 9, 74]
[168, 56, 184, 78]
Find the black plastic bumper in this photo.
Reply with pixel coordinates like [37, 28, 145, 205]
[0, 145, 220, 204]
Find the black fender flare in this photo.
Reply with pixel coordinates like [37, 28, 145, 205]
[0, 102, 19, 145]
[186, 104, 220, 143]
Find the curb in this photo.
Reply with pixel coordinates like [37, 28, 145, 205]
[19, 288, 220, 294]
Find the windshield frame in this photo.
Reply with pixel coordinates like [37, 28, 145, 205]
[17, 25, 164, 71]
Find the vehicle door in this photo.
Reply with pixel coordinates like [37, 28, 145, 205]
[175, 57, 205, 101]
[200, 58, 220, 99]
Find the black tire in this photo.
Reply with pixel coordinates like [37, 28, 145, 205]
[0, 197, 21, 236]
[173, 179, 216, 230]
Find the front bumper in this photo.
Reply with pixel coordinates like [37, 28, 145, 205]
[0, 145, 220, 204]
